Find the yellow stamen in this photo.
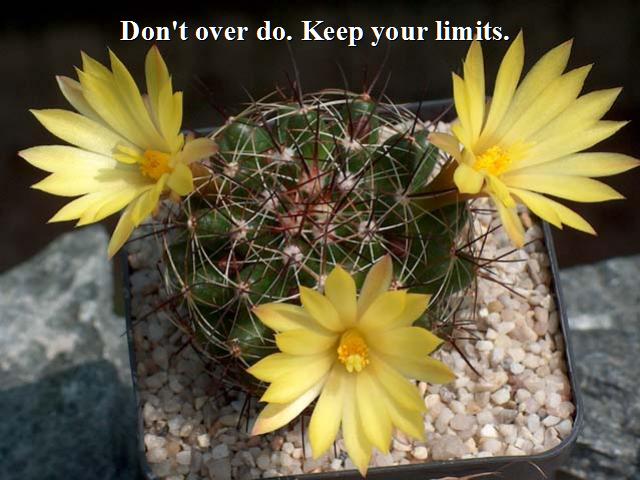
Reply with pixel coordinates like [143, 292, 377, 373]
[337, 329, 370, 373]
[140, 150, 173, 180]
[473, 146, 512, 176]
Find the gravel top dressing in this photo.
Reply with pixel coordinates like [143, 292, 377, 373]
[127, 198, 575, 480]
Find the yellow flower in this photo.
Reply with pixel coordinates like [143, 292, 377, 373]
[248, 256, 455, 476]
[19, 47, 217, 257]
[430, 33, 639, 246]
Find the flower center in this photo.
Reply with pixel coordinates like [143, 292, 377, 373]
[337, 329, 370, 373]
[140, 150, 173, 180]
[473, 146, 511, 176]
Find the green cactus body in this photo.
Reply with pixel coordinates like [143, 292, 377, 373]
[162, 92, 476, 393]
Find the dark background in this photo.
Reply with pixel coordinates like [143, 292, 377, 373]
[2, 0, 639, 272]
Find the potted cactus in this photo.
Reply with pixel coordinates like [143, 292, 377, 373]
[21, 33, 638, 480]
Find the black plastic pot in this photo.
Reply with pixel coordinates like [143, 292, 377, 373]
[123, 100, 583, 480]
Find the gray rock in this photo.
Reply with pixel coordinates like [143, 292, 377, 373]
[558, 255, 640, 480]
[0, 227, 138, 480]
[0, 226, 130, 385]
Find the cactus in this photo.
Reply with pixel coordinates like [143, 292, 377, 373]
[160, 90, 477, 394]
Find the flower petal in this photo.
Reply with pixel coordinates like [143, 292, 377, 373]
[503, 173, 623, 202]
[247, 352, 330, 382]
[463, 40, 485, 142]
[501, 65, 592, 145]
[342, 380, 373, 476]
[19, 145, 116, 174]
[550, 201, 596, 235]
[369, 355, 425, 413]
[383, 355, 456, 384]
[253, 303, 328, 333]
[324, 266, 357, 326]
[48, 191, 111, 223]
[356, 369, 393, 453]
[31, 169, 147, 197]
[521, 120, 628, 167]
[428, 132, 461, 161]
[529, 87, 621, 144]
[509, 187, 562, 228]
[108, 199, 137, 257]
[145, 45, 171, 122]
[454, 162, 484, 194]
[309, 365, 346, 458]
[130, 175, 166, 225]
[275, 329, 338, 356]
[384, 393, 425, 441]
[77, 185, 148, 225]
[109, 49, 169, 151]
[166, 162, 194, 196]
[500, 39, 573, 131]
[479, 32, 524, 148]
[30, 109, 130, 156]
[491, 191, 525, 247]
[369, 327, 443, 359]
[260, 354, 333, 403]
[299, 287, 343, 332]
[510, 187, 596, 235]
[509, 152, 640, 178]
[56, 76, 101, 122]
[359, 290, 406, 332]
[252, 381, 325, 435]
[357, 255, 393, 316]
[452, 74, 473, 149]
[157, 79, 182, 150]
[178, 137, 217, 165]
[388, 293, 431, 329]
[77, 69, 155, 150]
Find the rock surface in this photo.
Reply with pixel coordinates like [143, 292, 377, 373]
[0, 226, 139, 480]
[557, 255, 640, 480]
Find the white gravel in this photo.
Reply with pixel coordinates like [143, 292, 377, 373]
[128, 199, 576, 479]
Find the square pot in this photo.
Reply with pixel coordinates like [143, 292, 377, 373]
[122, 100, 583, 480]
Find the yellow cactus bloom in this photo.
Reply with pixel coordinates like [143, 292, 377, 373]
[20, 47, 217, 257]
[248, 256, 455, 476]
[430, 33, 639, 246]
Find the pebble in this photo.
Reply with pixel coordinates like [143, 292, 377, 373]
[476, 340, 493, 352]
[212, 443, 230, 460]
[476, 410, 494, 425]
[480, 438, 503, 455]
[218, 414, 239, 428]
[256, 454, 270, 470]
[393, 439, 412, 452]
[527, 414, 541, 433]
[491, 388, 511, 405]
[556, 419, 573, 437]
[435, 406, 454, 433]
[412, 446, 428, 460]
[282, 442, 295, 455]
[542, 415, 561, 427]
[510, 362, 525, 375]
[431, 435, 468, 460]
[450, 414, 476, 431]
[196, 434, 210, 449]
[479, 424, 498, 438]
[546, 392, 562, 409]
[145, 371, 167, 390]
[147, 447, 168, 463]
[207, 458, 231, 480]
[176, 449, 192, 466]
